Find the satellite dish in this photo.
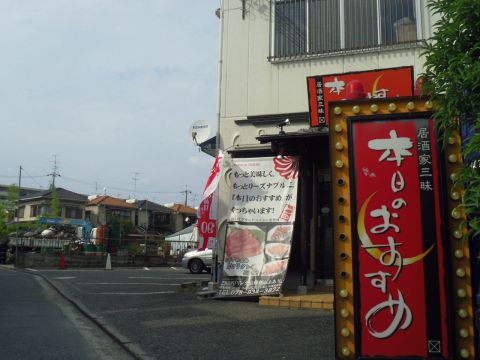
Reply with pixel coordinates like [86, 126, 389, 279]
[189, 120, 211, 145]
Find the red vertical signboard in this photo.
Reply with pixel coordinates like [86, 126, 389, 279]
[308, 67, 414, 127]
[349, 116, 449, 358]
[197, 151, 223, 250]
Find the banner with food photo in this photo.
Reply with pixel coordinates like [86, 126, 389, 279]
[217, 156, 299, 297]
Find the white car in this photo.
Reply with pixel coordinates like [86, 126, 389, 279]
[182, 248, 213, 274]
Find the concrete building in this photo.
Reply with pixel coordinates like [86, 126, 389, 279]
[215, 0, 437, 290]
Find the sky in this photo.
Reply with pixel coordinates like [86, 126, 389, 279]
[0, 0, 219, 208]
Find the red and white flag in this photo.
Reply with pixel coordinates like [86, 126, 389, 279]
[197, 151, 223, 250]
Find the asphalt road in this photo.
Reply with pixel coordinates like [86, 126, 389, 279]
[34, 267, 335, 360]
[0, 266, 133, 360]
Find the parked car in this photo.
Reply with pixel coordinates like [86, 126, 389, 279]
[182, 248, 213, 274]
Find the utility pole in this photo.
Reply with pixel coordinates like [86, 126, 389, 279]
[180, 185, 192, 206]
[132, 172, 139, 199]
[15, 166, 22, 267]
[47, 154, 61, 188]
[144, 199, 148, 264]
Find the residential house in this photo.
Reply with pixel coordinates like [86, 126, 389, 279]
[133, 199, 173, 234]
[0, 184, 44, 221]
[18, 187, 87, 222]
[214, 0, 437, 289]
[85, 195, 137, 227]
[0, 184, 44, 204]
[164, 203, 197, 233]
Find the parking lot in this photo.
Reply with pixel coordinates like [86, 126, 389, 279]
[34, 267, 335, 359]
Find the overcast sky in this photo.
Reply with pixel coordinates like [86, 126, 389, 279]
[0, 0, 219, 207]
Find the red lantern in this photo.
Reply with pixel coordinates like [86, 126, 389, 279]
[346, 80, 366, 100]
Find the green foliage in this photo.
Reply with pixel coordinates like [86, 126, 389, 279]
[3, 184, 19, 222]
[128, 243, 142, 256]
[0, 203, 7, 239]
[7, 184, 19, 205]
[108, 216, 134, 240]
[422, 0, 480, 238]
[49, 187, 61, 218]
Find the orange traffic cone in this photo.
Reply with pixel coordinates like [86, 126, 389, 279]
[58, 253, 66, 270]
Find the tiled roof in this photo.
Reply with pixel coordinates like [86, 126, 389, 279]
[87, 195, 138, 209]
[20, 187, 87, 203]
[136, 200, 172, 213]
[165, 203, 197, 215]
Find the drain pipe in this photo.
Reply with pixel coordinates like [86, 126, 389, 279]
[213, 0, 225, 285]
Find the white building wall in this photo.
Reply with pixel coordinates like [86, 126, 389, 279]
[215, 0, 437, 263]
[218, 0, 435, 150]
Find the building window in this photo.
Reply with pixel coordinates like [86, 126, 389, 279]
[30, 205, 48, 217]
[65, 207, 83, 219]
[272, 0, 421, 59]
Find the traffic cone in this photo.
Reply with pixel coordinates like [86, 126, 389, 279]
[105, 253, 112, 270]
[58, 253, 66, 270]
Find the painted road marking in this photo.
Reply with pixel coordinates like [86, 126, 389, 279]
[25, 268, 38, 272]
[54, 276, 77, 280]
[99, 291, 175, 295]
[77, 282, 181, 286]
[143, 267, 150, 270]
[128, 276, 210, 280]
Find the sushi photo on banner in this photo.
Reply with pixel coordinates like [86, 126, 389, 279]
[217, 156, 300, 297]
[197, 151, 224, 251]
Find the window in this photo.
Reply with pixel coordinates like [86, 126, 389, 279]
[65, 207, 83, 219]
[272, 0, 421, 59]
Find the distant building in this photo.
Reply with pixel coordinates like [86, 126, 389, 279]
[85, 195, 137, 226]
[164, 203, 197, 233]
[132, 199, 173, 234]
[0, 184, 43, 204]
[18, 187, 87, 222]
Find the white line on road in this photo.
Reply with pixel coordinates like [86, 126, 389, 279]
[77, 282, 181, 286]
[170, 267, 177, 270]
[54, 276, 77, 280]
[99, 291, 175, 295]
[128, 276, 209, 280]
[143, 267, 150, 271]
[25, 268, 38, 272]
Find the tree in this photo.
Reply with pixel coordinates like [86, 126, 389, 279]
[422, 0, 480, 239]
[4, 184, 19, 222]
[49, 186, 61, 218]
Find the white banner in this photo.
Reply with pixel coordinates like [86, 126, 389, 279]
[228, 156, 299, 223]
[218, 156, 299, 297]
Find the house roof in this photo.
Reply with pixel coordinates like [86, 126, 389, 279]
[165, 224, 196, 239]
[165, 203, 197, 215]
[0, 184, 44, 200]
[20, 187, 88, 203]
[87, 195, 138, 209]
[136, 200, 172, 213]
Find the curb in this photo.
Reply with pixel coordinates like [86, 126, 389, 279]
[18, 267, 154, 360]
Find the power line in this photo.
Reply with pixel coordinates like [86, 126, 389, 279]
[46, 154, 61, 187]
[3, 172, 197, 197]
[22, 168, 46, 188]
[0, 174, 45, 178]
[180, 185, 192, 206]
[132, 172, 139, 199]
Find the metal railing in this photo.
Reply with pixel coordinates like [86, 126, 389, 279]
[270, 0, 423, 61]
